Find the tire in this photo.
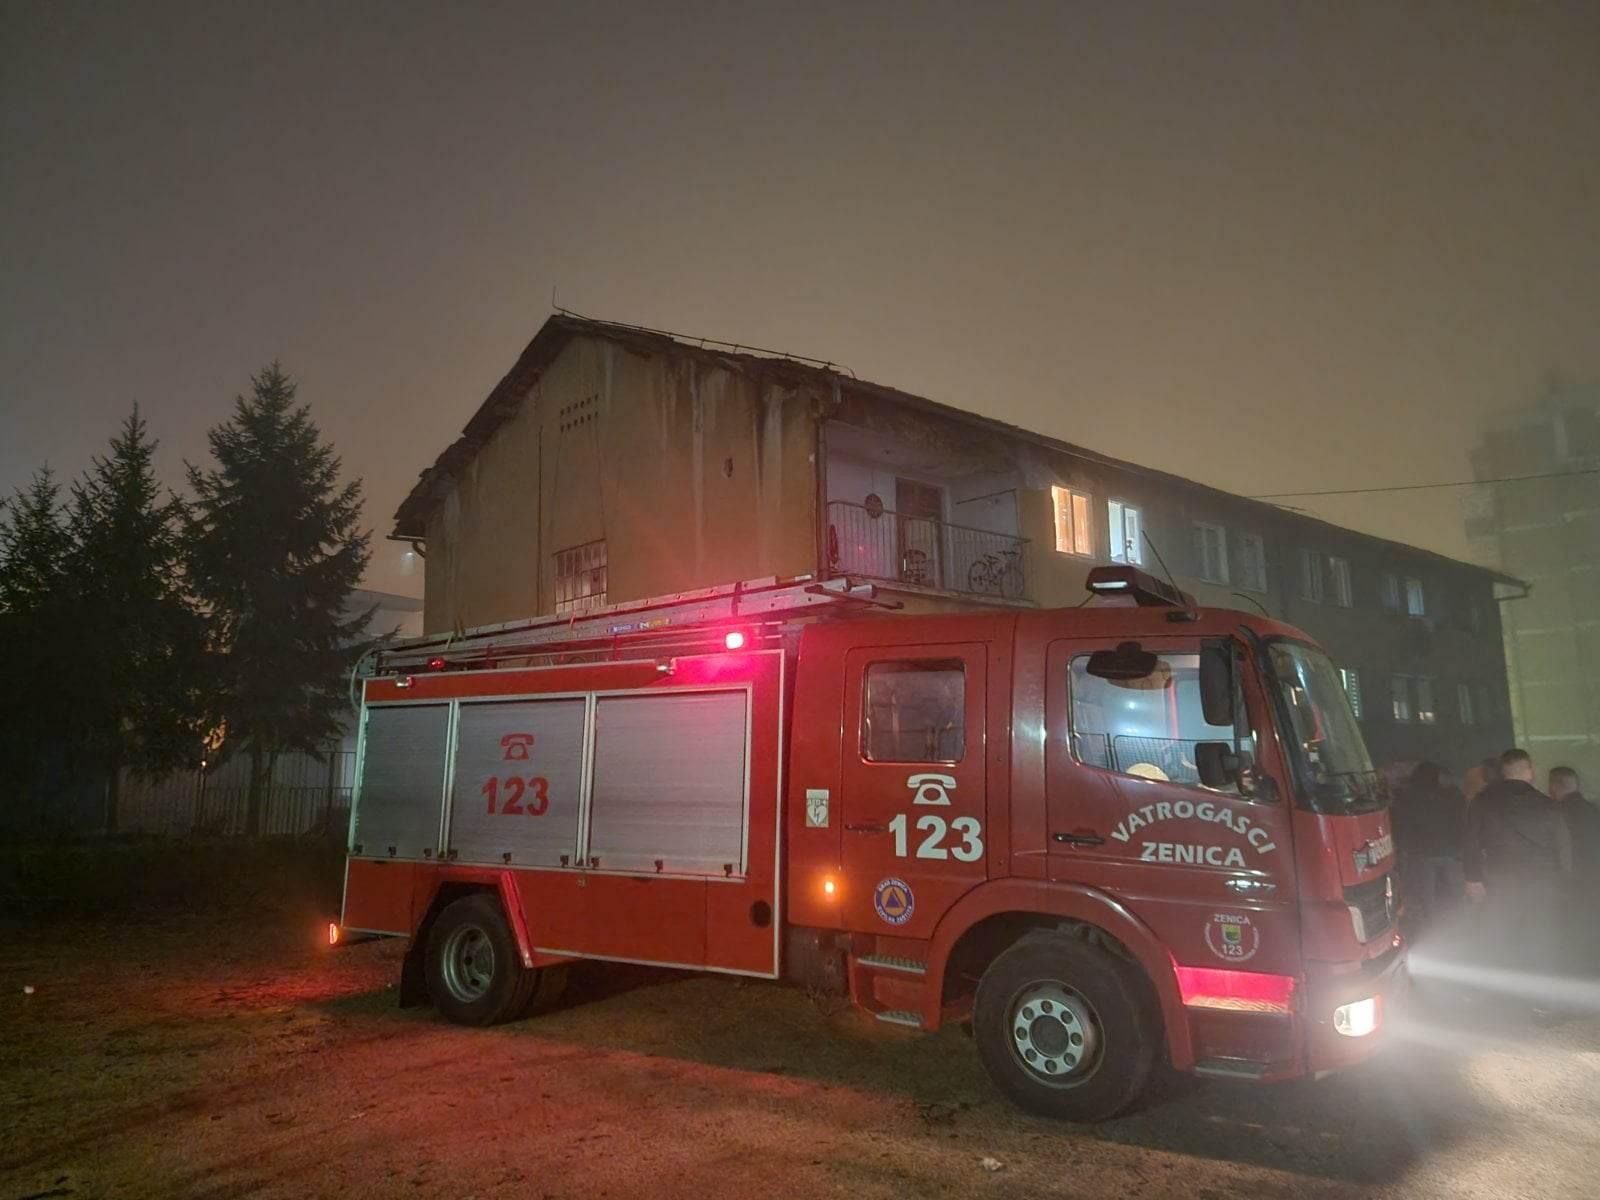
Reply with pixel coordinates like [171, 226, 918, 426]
[519, 963, 569, 1017]
[974, 930, 1158, 1121]
[424, 893, 541, 1026]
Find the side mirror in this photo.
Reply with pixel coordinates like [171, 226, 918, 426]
[1199, 640, 1234, 727]
[1195, 741, 1239, 788]
[1086, 641, 1158, 682]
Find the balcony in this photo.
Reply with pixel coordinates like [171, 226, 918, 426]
[826, 500, 1029, 600]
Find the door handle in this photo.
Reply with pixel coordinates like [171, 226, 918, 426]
[1225, 878, 1277, 895]
[1053, 831, 1106, 846]
[845, 822, 889, 834]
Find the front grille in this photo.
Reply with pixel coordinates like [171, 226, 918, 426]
[1344, 873, 1395, 943]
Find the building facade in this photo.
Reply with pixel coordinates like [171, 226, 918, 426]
[1468, 387, 1600, 787]
[395, 315, 1518, 775]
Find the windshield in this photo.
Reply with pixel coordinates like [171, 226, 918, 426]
[1267, 641, 1382, 814]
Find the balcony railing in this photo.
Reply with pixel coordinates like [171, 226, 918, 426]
[826, 500, 1029, 600]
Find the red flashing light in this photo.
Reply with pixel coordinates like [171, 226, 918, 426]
[426, 656, 446, 671]
[1173, 963, 1296, 1014]
[723, 631, 747, 651]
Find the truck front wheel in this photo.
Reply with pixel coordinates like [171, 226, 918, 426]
[424, 893, 541, 1026]
[974, 930, 1158, 1121]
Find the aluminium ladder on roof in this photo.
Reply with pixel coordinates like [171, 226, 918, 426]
[375, 575, 888, 672]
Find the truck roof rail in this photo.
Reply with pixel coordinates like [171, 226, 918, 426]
[375, 575, 890, 672]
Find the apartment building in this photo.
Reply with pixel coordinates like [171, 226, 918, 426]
[394, 314, 1518, 773]
[1468, 387, 1600, 786]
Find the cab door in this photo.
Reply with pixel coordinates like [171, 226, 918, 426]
[1045, 636, 1300, 980]
[838, 644, 987, 939]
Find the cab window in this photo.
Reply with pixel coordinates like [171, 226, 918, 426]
[862, 659, 965, 763]
[1068, 652, 1253, 792]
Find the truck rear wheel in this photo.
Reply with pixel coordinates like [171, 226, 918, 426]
[974, 930, 1157, 1121]
[424, 893, 541, 1026]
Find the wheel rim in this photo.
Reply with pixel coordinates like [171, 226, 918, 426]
[440, 923, 496, 1003]
[1008, 982, 1102, 1086]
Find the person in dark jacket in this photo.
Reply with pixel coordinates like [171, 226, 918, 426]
[1550, 766, 1600, 976]
[1549, 767, 1600, 869]
[1463, 749, 1573, 1016]
[1396, 761, 1467, 929]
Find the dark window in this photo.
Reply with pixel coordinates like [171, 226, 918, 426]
[554, 540, 607, 613]
[862, 660, 966, 763]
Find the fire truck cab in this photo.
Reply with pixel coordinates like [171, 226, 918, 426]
[340, 569, 1405, 1121]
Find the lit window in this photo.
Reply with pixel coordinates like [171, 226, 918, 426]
[1458, 682, 1474, 724]
[1391, 675, 1436, 723]
[1300, 550, 1324, 603]
[1194, 522, 1228, 584]
[1340, 668, 1363, 720]
[1328, 557, 1353, 607]
[1236, 533, 1267, 592]
[1415, 678, 1436, 723]
[1405, 578, 1426, 618]
[1108, 500, 1143, 565]
[554, 540, 607, 614]
[1052, 486, 1094, 556]
[1391, 675, 1411, 722]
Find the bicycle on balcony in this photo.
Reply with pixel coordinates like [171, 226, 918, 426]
[967, 548, 1024, 598]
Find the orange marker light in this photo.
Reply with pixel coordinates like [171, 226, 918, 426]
[327, 922, 340, 946]
[823, 877, 836, 896]
[723, 631, 746, 651]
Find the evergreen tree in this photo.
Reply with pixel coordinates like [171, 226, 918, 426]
[0, 467, 71, 614]
[0, 468, 74, 818]
[66, 407, 207, 833]
[186, 364, 371, 835]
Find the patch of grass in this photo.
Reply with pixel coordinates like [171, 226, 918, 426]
[0, 836, 346, 922]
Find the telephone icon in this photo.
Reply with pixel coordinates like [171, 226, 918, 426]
[907, 772, 956, 806]
[501, 733, 535, 762]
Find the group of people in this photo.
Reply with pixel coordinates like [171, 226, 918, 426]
[1394, 749, 1600, 1014]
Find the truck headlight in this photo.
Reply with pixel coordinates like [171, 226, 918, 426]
[1333, 996, 1381, 1037]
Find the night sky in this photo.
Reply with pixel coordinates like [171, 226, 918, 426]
[4, 1, 1597, 598]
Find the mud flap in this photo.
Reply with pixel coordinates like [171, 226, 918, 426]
[398, 944, 428, 1008]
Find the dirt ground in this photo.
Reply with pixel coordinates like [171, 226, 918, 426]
[2, 909, 1598, 1200]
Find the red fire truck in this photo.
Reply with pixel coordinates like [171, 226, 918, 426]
[337, 569, 1405, 1121]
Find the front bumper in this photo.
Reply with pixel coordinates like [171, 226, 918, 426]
[1185, 941, 1408, 1083]
[1302, 940, 1409, 1076]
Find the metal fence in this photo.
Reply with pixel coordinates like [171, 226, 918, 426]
[826, 500, 1029, 600]
[118, 747, 356, 838]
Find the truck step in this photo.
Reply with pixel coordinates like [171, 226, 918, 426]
[857, 955, 927, 976]
[875, 1009, 924, 1029]
[1192, 1057, 1269, 1080]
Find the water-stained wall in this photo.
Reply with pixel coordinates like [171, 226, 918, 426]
[423, 335, 821, 632]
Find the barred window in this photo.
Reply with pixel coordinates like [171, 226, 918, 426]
[554, 540, 607, 614]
